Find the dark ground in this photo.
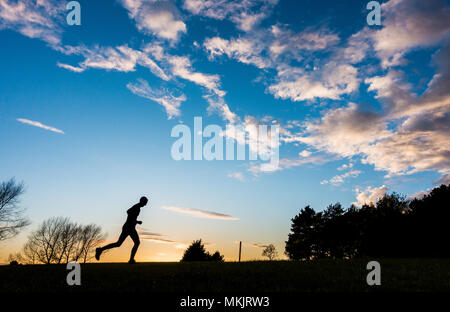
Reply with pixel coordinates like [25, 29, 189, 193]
[1, 258, 449, 293]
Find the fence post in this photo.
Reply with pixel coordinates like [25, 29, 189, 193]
[239, 241, 242, 262]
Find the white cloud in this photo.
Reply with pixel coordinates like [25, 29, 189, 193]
[183, 0, 236, 19]
[337, 163, 353, 171]
[359, 55, 450, 177]
[56, 62, 85, 73]
[270, 25, 339, 55]
[320, 169, 361, 186]
[339, 30, 371, 64]
[120, 0, 186, 41]
[168, 55, 237, 122]
[409, 189, 431, 200]
[202, 27, 346, 103]
[268, 62, 359, 101]
[251, 243, 269, 249]
[127, 79, 186, 119]
[231, 11, 266, 32]
[227, 172, 245, 181]
[17, 118, 64, 134]
[138, 231, 195, 250]
[0, 0, 64, 46]
[183, 0, 277, 31]
[371, 0, 450, 68]
[58, 45, 170, 80]
[144, 43, 238, 123]
[299, 103, 391, 157]
[297, 91, 450, 177]
[299, 150, 311, 157]
[162, 206, 238, 220]
[204, 37, 270, 69]
[269, 74, 337, 101]
[354, 185, 388, 206]
[204, 93, 237, 123]
[438, 173, 450, 185]
[361, 128, 450, 176]
[168, 55, 224, 95]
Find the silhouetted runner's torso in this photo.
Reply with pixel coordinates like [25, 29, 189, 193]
[96, 196, 148, 263]
[125, 203, 141, 228]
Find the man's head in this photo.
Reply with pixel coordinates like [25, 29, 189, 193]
[139, 196, 149, 207]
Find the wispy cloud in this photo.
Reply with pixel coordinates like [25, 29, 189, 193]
[17, 118, 64, 134]
[227, 172, 245, 181]
[140, 236, 188, 249]
[162, 206, 238, 220]
[127, 78, 185, 119]
[299, 150, 312, 157]
[58, 45, 170, 81]
[251, 243, 269, 249]
[139, 231, 164, 237]
[248, 154, 329, 175]
[0, 0, 64, 47]
[183, 0, 277, 32]
[337, 163, 353, 171]
[138, 230, 210, 250]
[320, 169, 361, 186]
[234, 241, 269, 249]
[145, 43, 237, 123]
[56, 62, 85, 72]
[204, 37, 270, 69]
[268, 62, 359, 101]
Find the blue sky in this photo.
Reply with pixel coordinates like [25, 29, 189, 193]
[1, 0, 449, 262]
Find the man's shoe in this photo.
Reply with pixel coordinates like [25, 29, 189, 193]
[95, 248, 102, 261]
[128, 259, 136, 264]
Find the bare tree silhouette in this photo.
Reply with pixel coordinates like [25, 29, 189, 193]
[19, 217, 105, 264]
[77, 224, 105, 263]
[0, 178, 29, 241]
[262, 244, 278, 260]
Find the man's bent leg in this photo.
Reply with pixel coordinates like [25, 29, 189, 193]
[100, 229, 128, 251]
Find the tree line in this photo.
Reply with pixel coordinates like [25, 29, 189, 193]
[9, 217, 106, 264]
[285, 184, 450, 260]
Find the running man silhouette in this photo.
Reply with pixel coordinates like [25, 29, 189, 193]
[95, 196, 148, 264]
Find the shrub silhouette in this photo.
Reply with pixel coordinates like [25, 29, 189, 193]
[285, 184, 450, 259]
[209, 251, 225, 262]
[181, 239, 224, 262]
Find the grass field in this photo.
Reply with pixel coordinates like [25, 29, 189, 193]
[1, 259, 449, 293]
